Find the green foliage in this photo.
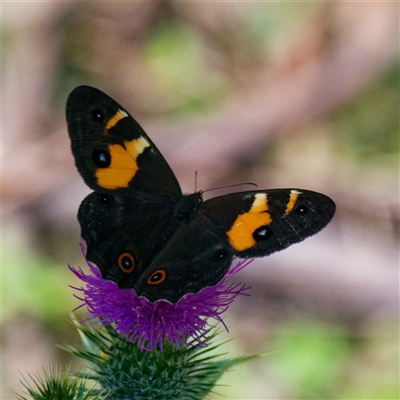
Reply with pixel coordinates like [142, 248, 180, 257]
[2, 239, 76, 323]
[245, 2, 321, 52]
[329, 61, 399, 159]
[142, 21, 228, 115]
[268, 321, 351, 398]
[257, 319, 398, 400]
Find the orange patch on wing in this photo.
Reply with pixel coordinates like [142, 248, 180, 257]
[285, 190, 301, 215]
[227, 193, 272, 251]
[105, 109, 128, 130]
[95, 137, 150, 189]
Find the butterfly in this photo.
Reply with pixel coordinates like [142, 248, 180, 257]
[66, 86, 336, 303]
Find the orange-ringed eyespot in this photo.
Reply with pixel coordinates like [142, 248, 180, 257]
[147, 269, 167, 285]
[117, 252, 135, 274]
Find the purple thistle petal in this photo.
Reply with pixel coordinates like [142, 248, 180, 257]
[69, 248, 252, 351]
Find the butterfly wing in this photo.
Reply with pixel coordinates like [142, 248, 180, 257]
[67, 86, 183, 292]
[66, 86, 181, 198]
[200, 189, 336, 258]
[78, 191, 179, 289]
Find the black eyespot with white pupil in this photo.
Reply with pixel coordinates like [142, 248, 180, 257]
[214, 249, 229, 260]
[99, 194, 114, 207]
[92, 149, 111, 168]
[91, 109, 105, 121]
[295, 205, 309, 215]
[253, 225, 273, 241]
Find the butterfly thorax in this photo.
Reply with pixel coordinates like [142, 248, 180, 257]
[173, 192, 203, 221]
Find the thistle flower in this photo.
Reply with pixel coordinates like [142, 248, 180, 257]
[70, 245, 252, 351]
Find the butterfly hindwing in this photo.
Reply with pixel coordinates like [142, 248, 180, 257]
[66, 86, 181, 198]
[78, 191, 178, 289]
[201, 189, 336, 258]
[132, 216, 233, 303]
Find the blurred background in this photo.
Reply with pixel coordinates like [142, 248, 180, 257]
[2, 2, 399, 399]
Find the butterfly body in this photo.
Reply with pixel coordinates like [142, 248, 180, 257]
[67, 86, 336, 303]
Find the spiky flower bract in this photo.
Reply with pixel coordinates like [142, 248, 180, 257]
[15, 321, 260, 400]
[70, 253, 252, 351]
[65, 321, 258, 400]
[15, 366, 97, 400]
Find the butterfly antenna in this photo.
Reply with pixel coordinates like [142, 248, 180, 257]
[194, 171, 198, 192]
[203, 182, 258, 194]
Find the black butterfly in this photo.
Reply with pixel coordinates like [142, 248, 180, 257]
[66, 86, 336, 303]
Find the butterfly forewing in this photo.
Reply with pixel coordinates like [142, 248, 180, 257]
[201, 189, 336, 258]
[66, 86, 181, 198]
